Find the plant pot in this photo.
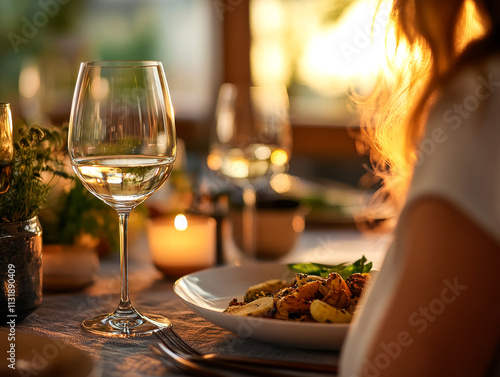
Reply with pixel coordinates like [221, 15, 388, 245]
[0, 217, 43, 324]
[43, 244, 99, 292]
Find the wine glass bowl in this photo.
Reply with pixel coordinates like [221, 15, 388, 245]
[207, 83, 291, 260]
[208, 84, 291, 183]
[68, 61, 176, 337]
[73, 157, 174, 213]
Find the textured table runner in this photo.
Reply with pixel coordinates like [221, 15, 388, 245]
[15, 229, 389, 376]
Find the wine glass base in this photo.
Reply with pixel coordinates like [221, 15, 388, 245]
[82, 308, 171, 337]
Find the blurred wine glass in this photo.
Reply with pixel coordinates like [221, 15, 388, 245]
[0, 103, 14, 195]
[207, 83, 292, 260]
[68, 60, 176, 337]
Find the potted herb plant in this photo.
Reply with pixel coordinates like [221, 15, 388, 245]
[0, 125, 70, 322]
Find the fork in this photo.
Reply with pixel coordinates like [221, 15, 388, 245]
[151, 343, 231, 377]
[154, 326, 338, 375]
[152, 342, 302, 377]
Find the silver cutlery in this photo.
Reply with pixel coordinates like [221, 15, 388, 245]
[151, 343, 231, 377]
[153, 326, 338, 375]
[153, 341, 308, 377]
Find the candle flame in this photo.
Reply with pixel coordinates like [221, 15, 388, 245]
[174, 214, 188, 231]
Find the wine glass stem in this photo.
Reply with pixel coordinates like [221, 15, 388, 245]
[242, 184, 256, 259]
[118, 211, 132, 310]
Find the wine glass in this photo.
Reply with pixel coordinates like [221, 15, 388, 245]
[0, 103, 14, 195]
[207, 84, 291, 261]
[68, 61, 176, 337]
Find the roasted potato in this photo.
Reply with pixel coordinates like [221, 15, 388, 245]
[310, 300, 352, 323]
[244, 279, 288, 302]
[225, 296, 275, 317]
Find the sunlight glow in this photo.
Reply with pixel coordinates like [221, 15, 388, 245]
[251, 0, 392, 96]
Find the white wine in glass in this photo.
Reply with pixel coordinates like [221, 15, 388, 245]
[68, 61, 176, 337]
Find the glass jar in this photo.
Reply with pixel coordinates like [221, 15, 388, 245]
[0, 217, 43, 324]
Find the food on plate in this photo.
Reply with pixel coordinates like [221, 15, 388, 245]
[244, 279, 288, 302]
[310, 300, 352, 323]
[287, 255, 372, 280]
[225, 257, 372, 323]
[225, 296, 275, 317]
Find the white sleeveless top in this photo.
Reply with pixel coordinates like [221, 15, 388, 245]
[339, 55, 500, 376]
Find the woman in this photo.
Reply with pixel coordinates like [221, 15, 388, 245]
[339, 0, 500, 376]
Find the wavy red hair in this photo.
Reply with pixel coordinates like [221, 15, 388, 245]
[355, 0, 497, 213]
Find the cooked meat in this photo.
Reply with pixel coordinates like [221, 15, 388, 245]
[346, 273, 371, 297]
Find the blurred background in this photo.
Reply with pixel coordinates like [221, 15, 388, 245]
[0, 0, 393, 230]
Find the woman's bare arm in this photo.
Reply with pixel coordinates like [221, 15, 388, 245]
[358, 196, 500, 377]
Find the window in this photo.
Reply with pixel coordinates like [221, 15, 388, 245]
[0, 0, 222, 127]
[250, 0, 390, 126]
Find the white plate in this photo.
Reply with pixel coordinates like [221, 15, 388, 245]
[173, 262, 349, 350]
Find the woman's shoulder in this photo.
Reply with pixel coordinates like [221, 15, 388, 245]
[407, 53, 500, 246]
[437, 53, 500, 108]
[424, 52, 500, 145]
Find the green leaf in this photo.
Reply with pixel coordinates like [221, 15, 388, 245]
[288, 256, 372, 280]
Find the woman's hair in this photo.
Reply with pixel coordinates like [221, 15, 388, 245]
[356, 0, 499, 211]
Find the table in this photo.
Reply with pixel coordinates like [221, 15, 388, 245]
[17, 228, 390, 377]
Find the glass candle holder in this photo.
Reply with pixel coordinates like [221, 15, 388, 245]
[148, 214, 216, 277]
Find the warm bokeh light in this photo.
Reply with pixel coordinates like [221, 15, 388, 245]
[19, 61, 40, 99]
[255, 145, 272, 160]
[174, 214, 188, 231]
[242, 188, 256, 206]
[90, 77, 110, 100]
[206, 152, 222, 171]
[270, 173, 293, 193]
[292, 215, 305, 233]
[226, 159, 249, 179]
[270, 149, 288, 165]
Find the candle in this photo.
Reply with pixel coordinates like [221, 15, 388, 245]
[148, 214, 216, 277]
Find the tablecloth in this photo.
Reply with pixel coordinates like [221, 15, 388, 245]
[14, 229, 390, 377]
